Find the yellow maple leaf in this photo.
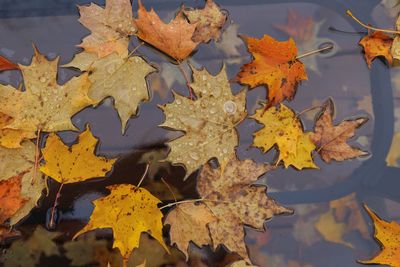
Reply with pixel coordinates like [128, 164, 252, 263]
[74, 184, 168, 263]
[359, 205, 400, 267]
[252, 104, 317, 169]
[0, 113, 35, 148]
[40, 126, 116, 184]
[0, 46, 93, 133]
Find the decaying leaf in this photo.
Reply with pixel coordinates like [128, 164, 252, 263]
[0, 141, 46, 225]
[0, 226, 61, 267]
[0, 113, 36, 148]
[184, 0, 227, 43]
[236, 34, 307, 106]
[64, 52, 156, 132]
[215, 24, 243, 64]
[0, 46, 93, 133]
[252, 104, 317, 169]
[165, 202, 216, 259]
[134, 0, 199, 61]
[310, 99, 368, 163]
[196, 156, 292, 262]
[40, 126, 116, 184]
[359, 31, 393, 68]
[0, 174, 27, 224]
[74, 184, 168, 262]
[0, 55, 19, 72]
[159, 66, 246, 178]
[315, 210, 353, 248]
[358, 205, 400, 267]
[78, 0, 136, 58]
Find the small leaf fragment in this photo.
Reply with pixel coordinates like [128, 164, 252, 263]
[0, 56, 19, 72]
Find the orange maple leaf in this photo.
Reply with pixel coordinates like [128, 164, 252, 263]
[134, 0, 199, 61]
[0, 174, 27, 224]
[236, 34, 307, 106]
[359, 31, 393, 68]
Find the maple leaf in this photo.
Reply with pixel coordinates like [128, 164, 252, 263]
[252, 104, 317, 169]
[0, 55, 19, 72]
[310, 99, 368, 163]
[0, 112, 36, 148]
[78, 0, 136, 58]
[164, 202, 216, 259]
[386, 132, 400, 167]
[359, 31, 393, 68]
[0, 174, 27, 224]
[0, 226, 61, 267]
[0, 46, 93, 133]
[228, 261, 258, 267]
[358, 205, 400, 267]
[0, 141, 46, 225]
[184, 0, 227, 43]
[391, 15, 400, 61]
[159, 65, 246, 178]
[215, 24, 243, 64]
[236, 34, 307, 106]
[134, 0, 199, 61]
[40, 126, 117, 184]
[64, 51, 156, 132]
[196, 156, 292, 262]
[74, 184, 168, 263]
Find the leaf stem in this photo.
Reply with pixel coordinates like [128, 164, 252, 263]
[137, 163, 150, 188]
[49, 182, 64, 229]
[159, 198, 204, 210]
[161, 177, 177, 203]
[296, 105, 324, 118]
[296, 45, 334, 60]
[346, 10, 400, 34]
[176, 60, 194, 100]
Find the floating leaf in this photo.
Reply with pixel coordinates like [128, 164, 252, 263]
[196, 156, 291, 262]
[359, 205, 400, 267]
[78, 0, 136, 58]
[386, 132, 400, 167]
[184, 0, 227, 43]
[236, 34, 307, 106]
[40, 126, 116, 184]
[165, 202, 216, 259]
[359, 31, 393, 68]
[64, 52, 155, 132]
[134, 0, 199, 61]
[310, 99, 368, 163]
[0, 46, 93, 133]
[252, 104, 317, 169]
[74, 184, 168, 263]
[0, 56, 19, 72]
[159, 66, 246, 178]
[0, 174, 27, 224]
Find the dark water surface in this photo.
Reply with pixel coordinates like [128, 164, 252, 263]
[1, 0, 400, 266]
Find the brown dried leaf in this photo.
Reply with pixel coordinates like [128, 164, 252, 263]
[184, 0, 227, 43]
[197, 156, 292, 262]
[310, 99, 368, 163]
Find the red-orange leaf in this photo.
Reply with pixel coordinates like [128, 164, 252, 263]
[134, 0, 199, 61]
[0, 174, 27, 224]
[359, 31, 393, 68]
[236, 34, 307, 106]
[0, 56, 19, 72]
